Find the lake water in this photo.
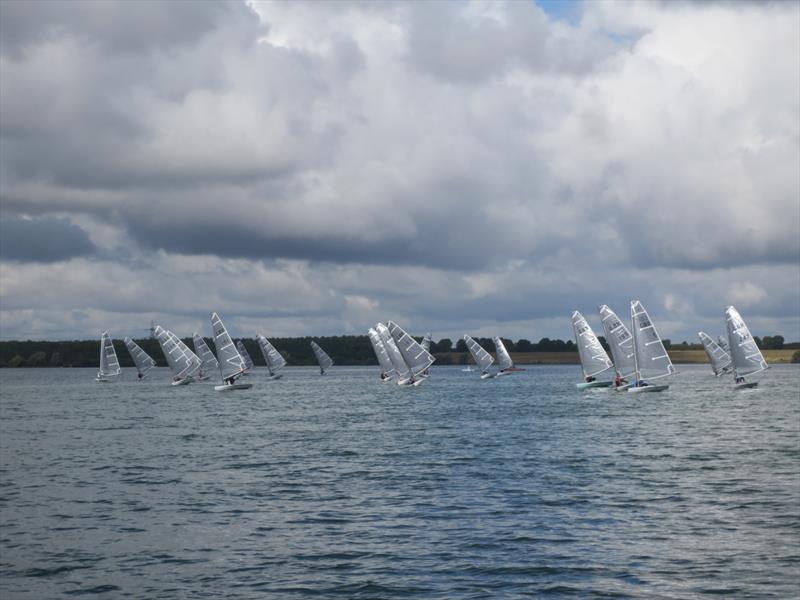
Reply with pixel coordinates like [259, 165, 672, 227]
[1, 365, 798, 598]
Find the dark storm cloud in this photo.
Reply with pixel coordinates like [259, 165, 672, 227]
[0, 215, 96, 263]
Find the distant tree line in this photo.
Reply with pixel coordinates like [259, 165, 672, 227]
[0, 334, 795, 368]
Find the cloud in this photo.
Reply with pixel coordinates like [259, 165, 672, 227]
[0, 0, 797, 341]
[0, 215, 96, 263]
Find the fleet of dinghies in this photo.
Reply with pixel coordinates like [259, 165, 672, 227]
[573, 302, 767, 392]
[94, 304, 771, 392]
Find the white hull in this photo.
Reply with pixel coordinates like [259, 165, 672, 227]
[171, 378, 192, 386]
[196, 375, 210, 381]
[734, 381, 758, 390]
[411, 378, 426, 387]
[214, 383, 253, 392]
[95, 377, 115, 383]
[627, 384, 669, 394]
[268, 373, 284, 381]
[480, 372, 495, 380]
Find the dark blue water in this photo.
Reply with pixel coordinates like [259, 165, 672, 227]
[1, 365, 798, 598]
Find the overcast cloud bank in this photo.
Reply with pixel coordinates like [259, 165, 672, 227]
[1, 0, 798, 342]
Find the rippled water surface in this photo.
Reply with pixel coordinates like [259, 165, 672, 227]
[1, 365, 798, 598]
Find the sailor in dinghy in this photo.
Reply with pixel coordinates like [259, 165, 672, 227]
[211, 313, 253, 391]
[571, 311, 613, 389]
[725, 306, 768, 390]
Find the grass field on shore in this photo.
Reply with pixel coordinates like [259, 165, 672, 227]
[436, 349, 798, 365]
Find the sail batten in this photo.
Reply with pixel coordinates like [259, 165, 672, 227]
[598, 304, 637, 379]
[387, 321, 435, 378]
[725, 306, 767, 378]
[124, 336, 156, 378]
[630, 301, 675, 381]
[464, 335, 494, 373]
[571, 311, 613, 378]
[211, 313, 247, 381]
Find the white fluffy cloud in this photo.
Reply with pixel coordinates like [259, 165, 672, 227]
[1, 0, 798, 342]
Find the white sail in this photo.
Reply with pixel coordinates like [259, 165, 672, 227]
[154, 326, 201, 381]
[725, 306, 768, 378]
[630, 300, 675, 381]
[211, 312, 247, 382]
[492, 337, 514, 371]
[192, 333, 219, 378]
[717, 335, 730, 353]
[598, 304, 637, 379]
[311, 341, 334, 374]
[368, 327, 396, 379]
[387, 321, 435, 378]
[124, 336, 156, 378]
[98, 331, 121, 377]
[698, 331, 732, 376]
[256, 335, 287, 376]
[464, 335, 494, 373]
[571, 311, 613, 378]
[376, 323, 412, 383]
[236, 341, 255, 371]
[420, 333, 432, 353]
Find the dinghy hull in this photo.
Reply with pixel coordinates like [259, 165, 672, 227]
[576, 380, 613, 390]
[627, 384, 669, 394]
[734, 381, 758, 390]
[171, 378, 192, 386]
[480, 372, 495, 380]
[214, 383, 253, 392]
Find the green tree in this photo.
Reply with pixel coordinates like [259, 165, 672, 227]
[26, 351, 47, 367]
[455, 339, 468, 353]
[792, 350, 800, 364]
[435, 338, 453, 352]
[49, 352, 62, 367]
[8, 354, 24, 367]
[516, 339, 534, 352]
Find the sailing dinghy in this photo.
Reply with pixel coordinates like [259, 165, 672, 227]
[388, 321, 435, 386]
[628, 301, 675, 393]
[311, 341, 334, 375]
[725, 306, 768, 390]
[211, 312, 252, 391]
[493, 337, 525, 375]
[154, 326, 201, 385]
[192, 333, 219, 381]
[376, 323, 414, 385]
[256, 335, 287, 380]
[464, 335, 495, 379]
[124, 336, 156, 380]
[368, 327, 396, 381]
[96, 331, 121, 382]
[571, 311, 613, 389]
[698, 331, 732, 376]
[236, 341, 255, 374]
[598, 304, 637, 391]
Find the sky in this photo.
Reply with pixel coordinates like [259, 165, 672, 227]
[0, 0, 798, 343]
